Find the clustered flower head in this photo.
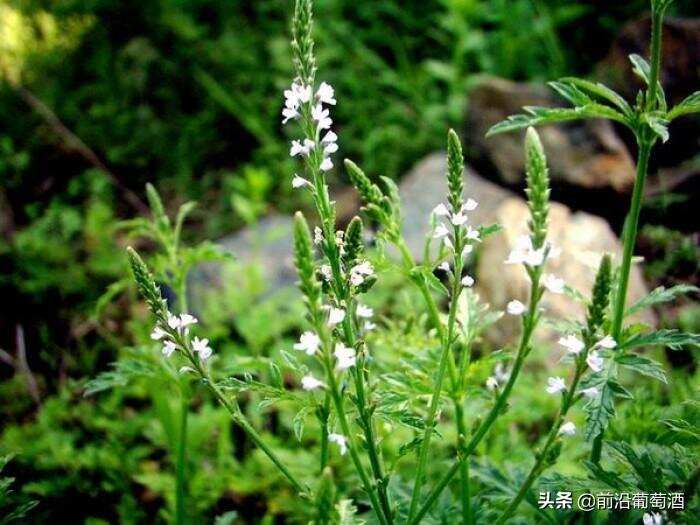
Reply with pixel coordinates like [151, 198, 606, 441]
[432, 200, 481, 252]
[150, 312, 213, 362]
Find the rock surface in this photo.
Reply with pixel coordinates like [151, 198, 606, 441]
[466, 77, 636, 192]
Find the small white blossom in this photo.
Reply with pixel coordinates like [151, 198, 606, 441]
[465, 226, 480, 241]
[334, 343, 356, 370]
[328, 432, 348, 455]
[494, 363, 509, 383]
[320, 264, 333, 282]
[292, 174, 311, 188]
[364, 321, 377, 331]
[167, 314, 181, 330]
[192, 336, 213, 361]
[559, 334, 585, 355]
[301, 374, 325, 391]
[505, 235, 543, 266]
[596, 335, 616, 349]
[162, 340, 177, 357]
[324, 142, 338, 155]
[462, 198, 478, 211]
[294, 331, 321, 355]
[461, 275, 475, 287]
[316, 82, 336, 105]
[356, 304, 373, 318]
[643, 512, 663, 525]
[580, 387, 599, 398]
[319, 157, 333, 172]
[151, 326, 167, 340]
[321, 130, 338, 144]
[313, 227, 324, 245]
[437, 261, 450, 272]
[543, 274, 565, 294]
[311, 103, 332, 130]
[432, 203, 450, 217]
[433, 223, 450, 239]
[290, 139, 315, 157]
[461, 244, 474, 258]
[349, 261, 373, 286]
[328, 307, 346, 327]
[559, 422, 576, 436]
[282, 106, 299, 124]
[451, 211, 468, 226]
[587, 351, 604, 373]
[546, 376, 567, 394]
[507, 300, 526, 316]
[486, 377, 499, 391]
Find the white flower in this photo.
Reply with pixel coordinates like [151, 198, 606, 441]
[643, 512, 663, 525]
[350, 272, 364, 286]
[356, 304, 373, 318]
[178, 314, 198, 334]
[451, 211, 468, 226]
[324, 142, 338, 155]
[543, 274, 565, 294]
[525, 247, 546, 266]
[292, 174, 311, 188]
[282, 82, 310, 123]
[294, 331, 321, 355]
[461, 244, 474, 258]
[364, 321, 377, 331]
[486, 377, 499, 391]
[313, 227, 324, 245]
[321, 130, 338, 144]
[292, 82, 312, 103]
[465, 226, 480, 241]
[462, 198, 478, 211]
[546, 376, 567, 394]
[328, 432, 348, 455]
[437, 261, 450, 272]
[546, 242, 561, 260]
[580, 387, 599, 398]
[320, 264, 333, 281]
[301, 374, 325, 391]
[558, 334, 585, 355]
[505, 235, 543, 266]
[192, 337, 213, 361]
[162, 340, 177, 357]
[559, 422, 576, 436]
[507, 300, 526, 316]
[596, 335, 616, 349]
[167, 314, 181, 330]
[316, 82, 336, 105]
[151, 326, 167, 340]
[328, 307, 346, 327]
[290, 139, 315, 157]
[587, 351, 604, 373]
[432, 203, 450, 217]
[349, 261, 373, 286]
[319, 157, 333, 172]
[461, 275, 474, 287]
[334, 343, 356, 370]
[311, 103, 332, 130]
[494, 363, 509, 383]
[433, 223, 449, 239]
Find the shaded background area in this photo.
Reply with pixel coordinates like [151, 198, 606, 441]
[0, 0, 698, 523]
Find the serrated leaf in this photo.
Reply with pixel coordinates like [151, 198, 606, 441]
[583, 378, 630, 441]
[668, 91, 700, 120]
[292, 406, 313, 442]
[619, 329, 700, 351]
[84, 356, 160, 396]
[628, 54, 667, 110]
[557, 77, 632, 116]
[625, 285, 699, 317]
[486, 103, 627, 137]
[642, 113, 670, 142]
[615, 353, 667, 383]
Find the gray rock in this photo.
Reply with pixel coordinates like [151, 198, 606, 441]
[466, 77, 636, 192]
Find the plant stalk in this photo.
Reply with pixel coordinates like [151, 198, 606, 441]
[175, 395, 188, 525]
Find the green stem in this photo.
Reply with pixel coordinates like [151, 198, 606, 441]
[407, 227, 465, 522]
[496, 360, 586, 524]
[591, 141, 652, 464]
[408, 272, 543, 525]
[175, 393, 188, 525]
[320, 393, 331, 474]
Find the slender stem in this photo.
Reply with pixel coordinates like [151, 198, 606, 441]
[646, 9, 664, 113]
[591, 141, 652, 464]
[175, 394, 188, 525]
[496, 360, 586, 524]
[409, 272, 543, 525]
[407, 226, 466, 522]
[320, 393, 330, 474]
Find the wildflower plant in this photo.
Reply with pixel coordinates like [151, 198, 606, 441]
[114, 0, 700, 523]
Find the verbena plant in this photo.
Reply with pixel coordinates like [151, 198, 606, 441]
[120, 0, 699, 522]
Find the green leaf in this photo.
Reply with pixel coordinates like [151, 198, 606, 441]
[556, 77, 632, 116]
[486, 103, 627, 137]
[628, 54, 667, 110]
[625, 285, 699, 317]
[583, 378, 630, 441]
[668, 91, 700, 120]
[84, 355, 160, 396]
[615, 353, 667, 383]
[619, 329, 700, 351]
[642, 113, 670, 142]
